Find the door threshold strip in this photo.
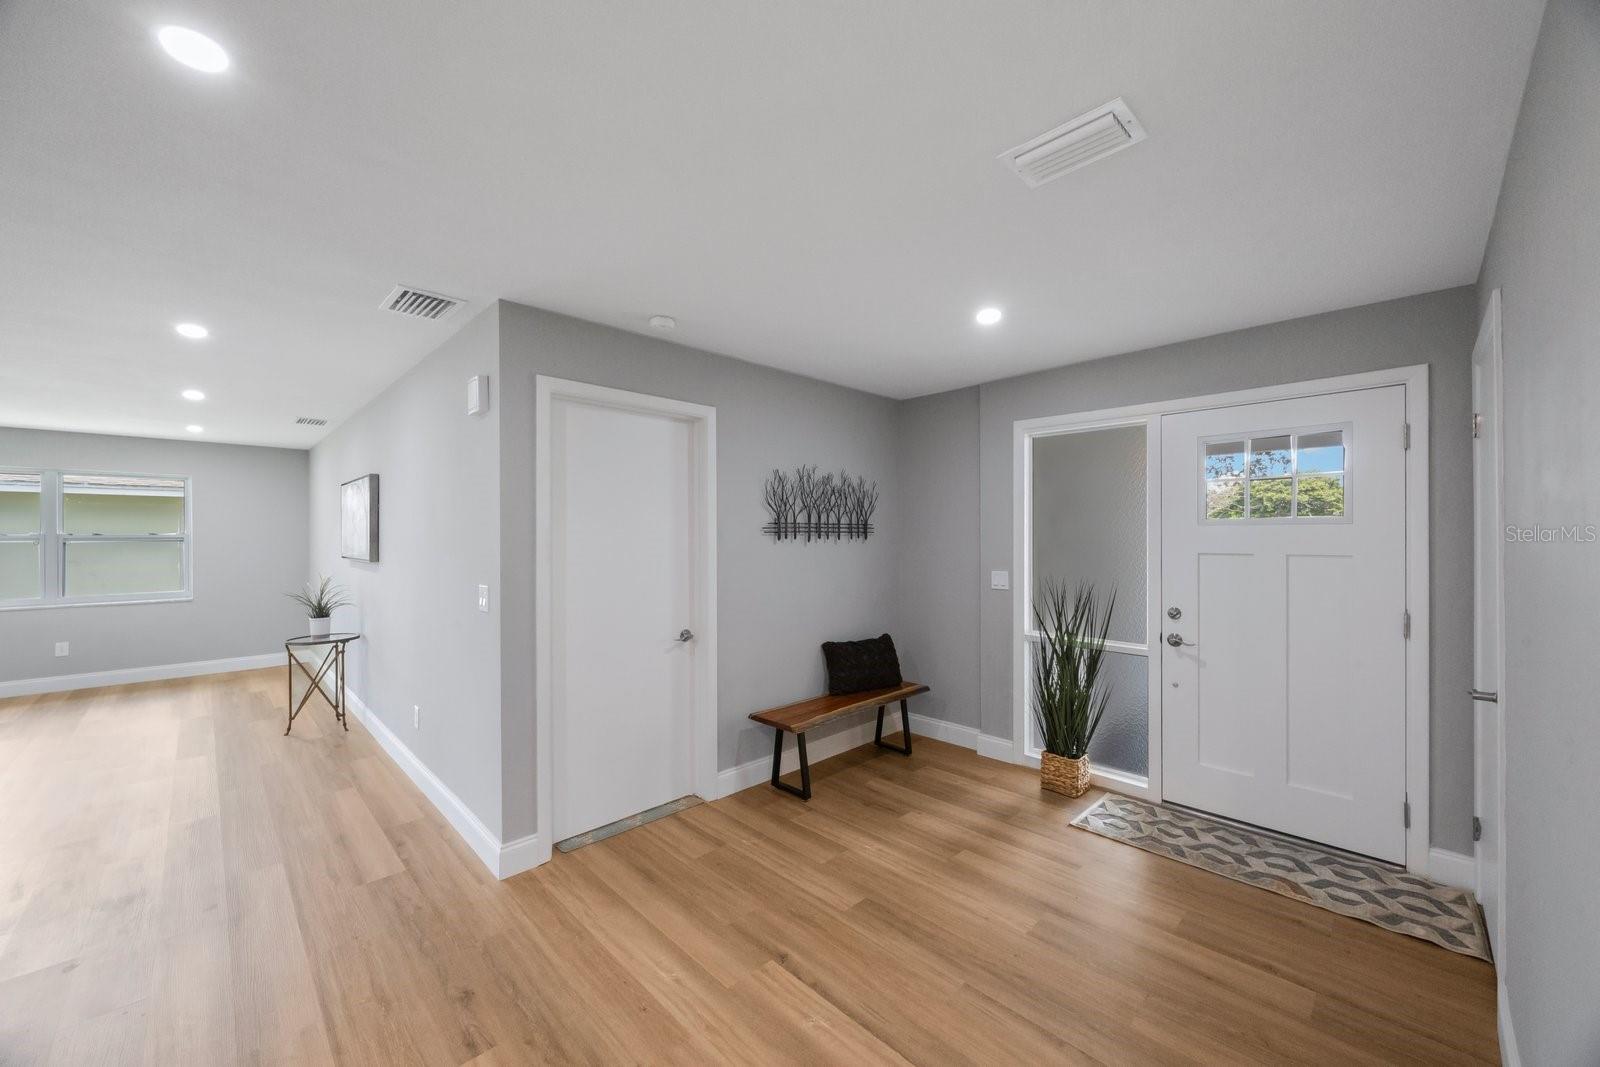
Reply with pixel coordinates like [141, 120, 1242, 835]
[555, 795, 704, 854]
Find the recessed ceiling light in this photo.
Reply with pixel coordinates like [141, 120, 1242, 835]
[649, 315, 677, 330]
[174, 322, 209, 340]
[185, 425, 204, 434]
[157, 26, 230, 73]
[975, 306, 1003, 326]
[181, 389, 206, 401]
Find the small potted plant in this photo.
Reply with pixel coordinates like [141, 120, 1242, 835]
[1031, 580, 1115, 798]
[289, 575, 351, 638]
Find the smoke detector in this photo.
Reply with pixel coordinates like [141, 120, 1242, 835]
[382, 285, 464, 321]
[999, 98, 1145, 188]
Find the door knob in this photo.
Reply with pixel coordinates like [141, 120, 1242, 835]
[677, 629, 695, 642]
[1166, 632, 1195, 648]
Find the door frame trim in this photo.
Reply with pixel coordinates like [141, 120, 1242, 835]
[534, 375, 719, 867]
[1472, 288, 1507, 953]
[1012, 363, 1431, 872]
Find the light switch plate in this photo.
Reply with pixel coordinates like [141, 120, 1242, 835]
[477, 584, 490, 612]
[990, 570, 1010, 590]
[54, 641, 69, 657]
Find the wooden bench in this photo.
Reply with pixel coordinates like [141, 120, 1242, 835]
[749, 681, 929, 800]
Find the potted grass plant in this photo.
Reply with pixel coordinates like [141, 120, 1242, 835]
[1031, 580, 1116, 798]
[288, 575, 351, 638]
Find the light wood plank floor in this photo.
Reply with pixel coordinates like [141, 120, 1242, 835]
[0, 669, 1498, 1065]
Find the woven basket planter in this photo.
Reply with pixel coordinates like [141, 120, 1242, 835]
[1040, 752, 1092, 798]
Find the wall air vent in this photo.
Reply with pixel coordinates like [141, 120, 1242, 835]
[382, 285, 464, 321]
[295, 416, 328, 427]
[1000, 97, 1145, 188]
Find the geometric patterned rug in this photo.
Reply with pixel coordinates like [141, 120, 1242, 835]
[1071, 794, 1491, 961]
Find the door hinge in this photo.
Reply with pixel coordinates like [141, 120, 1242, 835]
[1404, 796, 1411, 829]
[1473, 815, 1483, 842]
[1402, 609, 1411, 639]
[1472, 413, 1484, 439]
[1402, 422, 1411, 450]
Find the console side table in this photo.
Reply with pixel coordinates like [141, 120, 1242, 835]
[284, 633, 361, 735]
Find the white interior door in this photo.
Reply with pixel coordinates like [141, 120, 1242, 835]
[551, 396, 696, 841]
[1161, 386, 1409, 862]
[1472, 291, 1505, 955]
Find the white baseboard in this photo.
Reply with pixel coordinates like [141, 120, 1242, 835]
[1498, 977, 1519, 1067]
[0, 652, 285, 699]
[344, 690, 542, 879]
[975, 732, 1015, 762]
[908, 712, 980, 749]
[1427, 847, 1477, 891]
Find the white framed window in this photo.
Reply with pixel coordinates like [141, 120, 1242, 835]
[1200, 423, 1351, 523]
[0, 469, 192, 609]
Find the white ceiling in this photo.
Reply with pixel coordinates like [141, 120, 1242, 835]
[0, 1, 1544, 447]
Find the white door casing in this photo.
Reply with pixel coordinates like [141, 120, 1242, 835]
[535, 377, 718, 862]
[1160, 386, 1409, 862]
[1472, 289, 1506, 957]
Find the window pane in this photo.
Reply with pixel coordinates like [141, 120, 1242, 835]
[64, 541, 184, 597]
[0, 473, 42, 535]
[0, 541, 40, 600]
[1250, 476, 1292, 518]
[1206, 478, 1245, 519]
[1297, 430, 1345, 474]
[1204, 441, 1245, 480]
[62, 475, 184, 535]
[1086, 650, 1149, 777]
[1297, 473, 1346, 516]
[1031, 426, 1147, 643]
[1248, 435, 1292, 478]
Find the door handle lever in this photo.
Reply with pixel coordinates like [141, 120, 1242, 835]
[677, 629, 695, 643]
[1468, 688, 1498, 703]
[1165, 632, 1195, 648]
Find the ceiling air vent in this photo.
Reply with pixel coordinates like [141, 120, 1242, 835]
[1000, 98, 1145, 188]
[382, 285, 464, 321]
[295, 416, 328, 427]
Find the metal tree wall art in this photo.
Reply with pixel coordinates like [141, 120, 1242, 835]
[763, 465, 878, 541]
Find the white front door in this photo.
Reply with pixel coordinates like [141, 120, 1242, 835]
[551, 396, 696, 841]
[1160, 386, 1409, 862]
[1472, 291, 1505, 955]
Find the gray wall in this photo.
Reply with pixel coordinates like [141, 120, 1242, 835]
[958, 287, 1477, 851]
[1476, 0, 1599, 1059]
[308, 306, 505, 837]
[895, 388, 981, 730]
[496, 302, 900, 840]
[0, 427, 307, 683]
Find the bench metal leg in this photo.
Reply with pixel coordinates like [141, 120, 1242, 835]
[770, 728, 811, 800]
[874, 700, 913, 756]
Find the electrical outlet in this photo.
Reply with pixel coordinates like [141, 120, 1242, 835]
[477, 584, 490, 612]
[413, 704, 420, 729]
[54, 641, 69, 657]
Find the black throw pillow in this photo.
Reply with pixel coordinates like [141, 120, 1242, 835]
[821, 633, 903, 695]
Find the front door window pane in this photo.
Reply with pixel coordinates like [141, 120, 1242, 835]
[1204, 428, 1348, 522]
[1250, 477, 1293, 518]
[1297, 473, 1346, 516]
